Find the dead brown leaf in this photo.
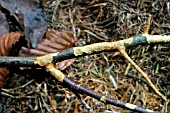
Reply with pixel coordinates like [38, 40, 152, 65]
[0, 32, 24, 88]
[0, 0, 47, 48]
[0, 68, 7, 89]
[19, 30, 76, 70]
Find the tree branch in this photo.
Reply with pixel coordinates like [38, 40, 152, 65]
[118, 49, 167, 101]
[0, 34, 169, 112]
[0, 34, 169, 67]
[46, 63, 158, 113]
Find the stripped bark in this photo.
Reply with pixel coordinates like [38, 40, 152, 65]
[0, 34, 169, 67]
[0, 34, 169, 112]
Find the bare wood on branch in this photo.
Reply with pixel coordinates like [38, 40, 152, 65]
[0, 34, 169, 67]
[0, 33, 169, 112]
[46, 63, 158, 113]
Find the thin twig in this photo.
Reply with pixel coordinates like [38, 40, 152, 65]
[118, 49, 167, 101]
[46, 63, 158, 113]
[72, 90, 93, 112]
[143, 14, 152, 34]
[0, 34, 170, 67]
[0, 34, 169, 101]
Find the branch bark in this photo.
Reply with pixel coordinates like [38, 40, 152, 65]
[46, 63, 158, 113]
[0, 34, 169, 112]
[0, 34, 169, 67]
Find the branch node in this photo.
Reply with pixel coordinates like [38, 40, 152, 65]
[46, 63, 65, 82]
[100, 96, 106, 103]
[34, 52, 59, 66]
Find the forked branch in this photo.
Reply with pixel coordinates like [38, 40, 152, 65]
[0, 34, 169, 67]
[46, 63, 158, 113]
[0, 33, 169, 112]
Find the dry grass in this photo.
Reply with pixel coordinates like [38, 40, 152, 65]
[0, 0, 170, 113]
